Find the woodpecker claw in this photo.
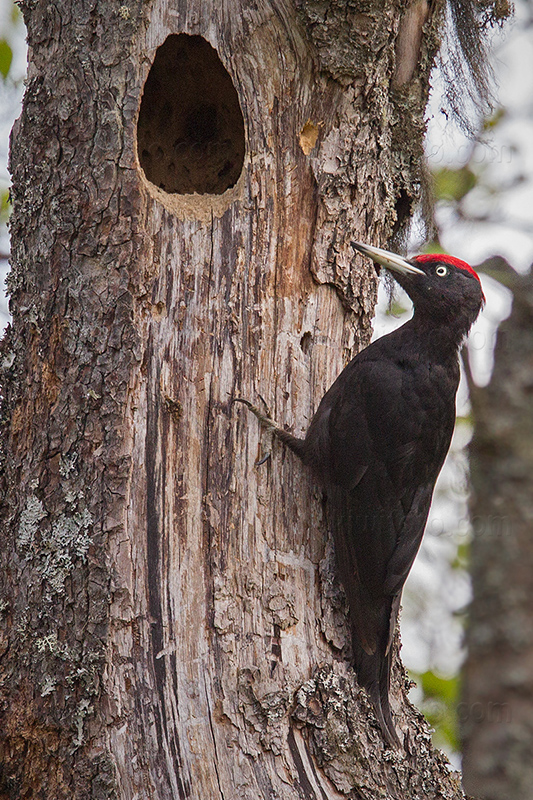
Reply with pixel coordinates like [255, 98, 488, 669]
[233, 397, 282, 467]
[233, 397, 279, 432]
[258, 393, 274, 419]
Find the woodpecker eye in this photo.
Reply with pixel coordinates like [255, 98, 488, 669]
[435, 265, 448, 277]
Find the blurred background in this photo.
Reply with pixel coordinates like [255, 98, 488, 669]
[1, 0, 530, 765]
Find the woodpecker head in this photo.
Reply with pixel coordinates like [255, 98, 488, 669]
[352, 241, 485, 336]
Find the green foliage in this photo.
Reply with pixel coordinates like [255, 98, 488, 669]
[384, 299, 408, 317]
[0, 37, 12, 80]
[483, 107, 506, 131]
[0, 187, 10, 221]
[433, 166, 478, 203]
[451, 541, 470, 572]
[0, 0, 24, 84]
[411, 669, 461, 752]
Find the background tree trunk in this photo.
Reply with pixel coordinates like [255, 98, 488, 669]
[0, 0, 469, 797]
[463, 260, 533, 800]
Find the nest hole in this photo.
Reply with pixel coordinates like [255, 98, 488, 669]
[137, 34, 245, 195]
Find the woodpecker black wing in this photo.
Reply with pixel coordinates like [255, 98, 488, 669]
[303, 331, 458, 744]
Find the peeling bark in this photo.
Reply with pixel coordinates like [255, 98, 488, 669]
[0, 0, 466, 798]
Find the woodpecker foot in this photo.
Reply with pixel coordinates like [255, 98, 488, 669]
[234, 396, 306, 461]
[233, 396, 281, 467]
[233, 396, 280, 431]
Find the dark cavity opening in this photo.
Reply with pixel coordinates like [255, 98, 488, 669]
[137, 34, 245, 195]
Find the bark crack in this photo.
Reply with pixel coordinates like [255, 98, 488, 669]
[203, 672, 226, 800]
[287, 726, 328, 800]
[203, 213, 216, 500]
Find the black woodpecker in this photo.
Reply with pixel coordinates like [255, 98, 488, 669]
[236, 241, 485, 746]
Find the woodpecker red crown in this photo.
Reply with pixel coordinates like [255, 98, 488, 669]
[413, 253, 481, 284]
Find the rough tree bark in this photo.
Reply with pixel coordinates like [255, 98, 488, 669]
[0, 0, 469, 798]
[463, 260, 533, 800]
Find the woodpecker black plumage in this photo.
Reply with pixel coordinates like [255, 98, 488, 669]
[236, 241, 485, 747]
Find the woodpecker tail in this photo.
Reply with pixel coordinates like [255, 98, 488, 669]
[352, 633, 400, 748]
[351, 589, 403, 748]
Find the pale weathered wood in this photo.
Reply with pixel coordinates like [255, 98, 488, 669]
[0, 1, 469, 798]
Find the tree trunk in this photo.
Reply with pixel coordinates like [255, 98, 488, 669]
[0, 1, 467, 798]
[462, 260, 533, 800]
